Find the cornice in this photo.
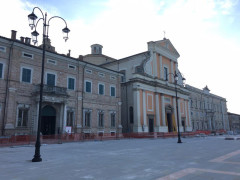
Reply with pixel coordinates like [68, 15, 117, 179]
[0, 36, 122, 76]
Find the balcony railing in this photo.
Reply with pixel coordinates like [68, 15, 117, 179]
[36, 84, 68, 96]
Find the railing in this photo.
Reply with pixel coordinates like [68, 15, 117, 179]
[36, 84, 68, 95]
[0, 131, 228, 147]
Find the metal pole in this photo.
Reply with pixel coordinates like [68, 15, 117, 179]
[175, 80, 182, 143]
[32, 13, 47, 162]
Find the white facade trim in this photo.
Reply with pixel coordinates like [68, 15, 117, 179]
[143, 91, 147, 126]
[110, 84, 116, 97]
[20, 66, 33, 84]
[84, 79, 92, 93]
[67, 76, 76, 91]
[0, 61, 5, 79]
[161, 94, 166, 126]
[98, 82, 105, 95]
[45, 71, 57, 86]
[155, 94, 160, 127]
[147, 93, 154, 112]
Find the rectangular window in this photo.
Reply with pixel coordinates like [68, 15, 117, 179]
[98, 83, 104, 95]
[110, 76, 116, 80]
[47, 73, 56, 86]
[22, 52, 33, 59]
[120, 70, 126, 82]
[67, 111, 74, 126]
[68, 77, 75, 90]
[85, 111, 91, 127]
[85, 81, 92, 93]
[17, 109, 28, 127]
[0, 63, 3, 79]
[98, 112, 104, 127]
[21, 68, 32, 83]
[110, 86, 116, 97]
[0, 46, 6, 52]
[111, 113, 115, 127]
[98, 72, 105, 77]
[47, 59, 56, 65]
[85, 69, 92, 74]
[164, 67, 168, 80]
[68, 64, 76, 70]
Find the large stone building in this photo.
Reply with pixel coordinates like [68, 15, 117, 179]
[98, 39, 192, 133]
[228, 112, 240, 133]
[185, 85, 229, 131]
[0, 31, 122, 136]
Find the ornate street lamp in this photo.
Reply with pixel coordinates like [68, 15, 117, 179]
[28, 7, 70, 162]
[166, 71, 186, 143]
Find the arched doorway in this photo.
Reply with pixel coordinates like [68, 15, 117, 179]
[41, 105, 56, 135]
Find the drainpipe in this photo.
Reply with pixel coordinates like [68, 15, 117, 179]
[2, 42, 14, 136]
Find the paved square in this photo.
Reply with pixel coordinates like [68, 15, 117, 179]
[0, 136, 239, 180]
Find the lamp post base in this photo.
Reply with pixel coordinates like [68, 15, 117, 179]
[32, 156, 42, 162]
[177, 136, 182, 143]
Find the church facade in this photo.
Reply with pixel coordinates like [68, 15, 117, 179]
[101, 39, 192, 133]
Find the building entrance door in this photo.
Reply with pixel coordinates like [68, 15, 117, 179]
[148, 118, 154, 133]
[41, 105, 56, 135]
[181, 118, 186, 132]
[167, 113, 173, 132]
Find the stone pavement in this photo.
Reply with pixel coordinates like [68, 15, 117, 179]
[0, 136, 239, 180]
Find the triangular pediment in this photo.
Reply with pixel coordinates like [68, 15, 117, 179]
[154, 39, 180, 58]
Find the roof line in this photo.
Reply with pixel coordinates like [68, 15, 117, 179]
[0, 35, 121, 74]
[101, 51, 149, 66]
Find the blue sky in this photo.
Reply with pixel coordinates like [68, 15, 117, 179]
[1, 0, 240, 114]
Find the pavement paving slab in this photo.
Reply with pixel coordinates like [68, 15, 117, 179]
[0, 136, 239, 180]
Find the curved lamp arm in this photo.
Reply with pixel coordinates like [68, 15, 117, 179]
[28, 7, 44, 30]
[47, 16, 70, 41]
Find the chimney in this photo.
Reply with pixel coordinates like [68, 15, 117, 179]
[78, 55, 83, 61]
[20, 37, 24, 42]
[11, 30, 17, 40]
[67, 50, 71, 57]
[25, 37, 31, 44]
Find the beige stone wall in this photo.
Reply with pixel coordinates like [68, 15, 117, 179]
[0, 38, 121, 136]
[186, 85, 229, 131]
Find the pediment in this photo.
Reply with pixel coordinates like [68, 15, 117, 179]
[155, 39, 180, 57]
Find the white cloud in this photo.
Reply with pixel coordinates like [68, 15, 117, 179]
[1, 0, 240, 113]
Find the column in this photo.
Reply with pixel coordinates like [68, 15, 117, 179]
[161, 94, 166, 126]
[133, 90, 141, 132]
[175, 63, 178, 74]
[221, 102, 226, 130]
[184, 100, 188, 126]
[155, 93, 160, 130]
[160, 55, 163, 79]
[152, 52, 158, 77]
[188, 100, 192, 128]
[142, 91, 147, 129]
[62, 103, 67, 133]
[170, 60, 174, 83]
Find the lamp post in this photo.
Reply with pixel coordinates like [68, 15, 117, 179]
[28, 7, 70, 162]
[166, 71, 186, 143]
